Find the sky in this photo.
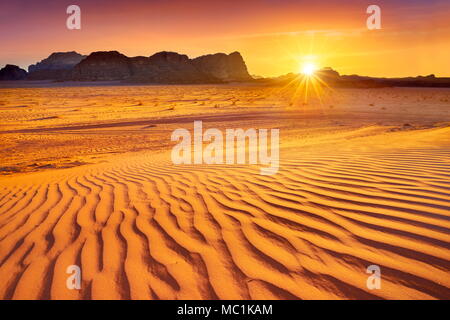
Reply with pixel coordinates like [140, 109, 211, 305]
[0, 0, 449, 77]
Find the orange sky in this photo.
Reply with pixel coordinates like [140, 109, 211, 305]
[0, 0, 449, 77]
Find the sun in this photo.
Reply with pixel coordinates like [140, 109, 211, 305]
[300, 62, 317, 76]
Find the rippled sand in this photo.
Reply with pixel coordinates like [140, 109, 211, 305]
[0, 84, 449, 299]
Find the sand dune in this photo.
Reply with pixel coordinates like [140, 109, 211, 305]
[0, 85, 449, 299]
[0, 126, 449, 300]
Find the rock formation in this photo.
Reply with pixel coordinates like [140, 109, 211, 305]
[5, 50, 449, 87]
[28, 51, 86, 80]
[317, 67, 340, 80]
[0, 64, 27, 80]
[192, 52, 252, 81]
[66, 50, 251, 83]
[22, 50, 255, 83]
[70, 51, 132, 81]
[129, 51, 220, 83]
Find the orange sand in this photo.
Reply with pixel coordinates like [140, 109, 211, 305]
[0, 84, 449, 299]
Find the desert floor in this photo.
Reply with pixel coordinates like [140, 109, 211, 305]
[0, 83, 449, 299]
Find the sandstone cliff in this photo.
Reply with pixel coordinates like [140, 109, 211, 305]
[28, 51, 86, 80]
[0, 65, 27, 80]
[192, 52, 252, 81]
[70, 51, 132, 81]
[66, 50, 252, 83]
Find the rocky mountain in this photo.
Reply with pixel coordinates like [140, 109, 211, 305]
[128, 51, 221, 83]
[340, 73, 450, 87]
[68, 50, 251, 83]
[257, 67, 450, 88]
[28, 51, 86, 80]
[192, 52, 252, 81]
[20, 50, 252, 83]
[70, 51, 132, 81]
[4, 51, 449, 87]
[0, 64, 27, 80]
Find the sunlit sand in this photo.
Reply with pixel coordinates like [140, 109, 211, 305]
[0, 84, 449, 299]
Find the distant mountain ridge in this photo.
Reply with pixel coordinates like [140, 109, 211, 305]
[259, 67, 450, 88]
[1, 51, 450, 87]
[23, 50, 252, 83]
[27, 51, 87, 80]
[0, 64, 27, 80]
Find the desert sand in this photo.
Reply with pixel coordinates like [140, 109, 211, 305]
[0, 84, 449, 299]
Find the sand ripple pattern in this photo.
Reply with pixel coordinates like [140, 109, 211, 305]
[0, 148, 449, 300]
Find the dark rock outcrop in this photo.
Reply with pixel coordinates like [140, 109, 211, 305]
[71, 51, 132, 81]
[317, 67, 340, 79]
[192, 52, 252, 81]
[65, 50, 252, 83]
[0, 64, 27, 80]
[256, 67, 387, 88]
[129, 51, 220, 83]
[28, 51, 86, 80]
[339, 74, 450, 88]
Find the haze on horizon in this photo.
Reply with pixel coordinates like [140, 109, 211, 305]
[0, 0, 449, 78]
